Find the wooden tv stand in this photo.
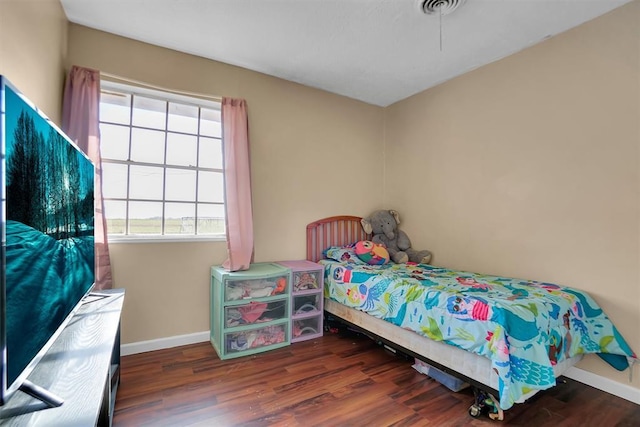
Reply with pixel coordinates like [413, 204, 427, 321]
[0, 288, 125, 426]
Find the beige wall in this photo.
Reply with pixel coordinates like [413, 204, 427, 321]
[0, 0, 68, 123]
[385, 2, 640, 389]
[66, 25, 385, 344]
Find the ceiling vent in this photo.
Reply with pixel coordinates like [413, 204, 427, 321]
[416, 0, 466, 16]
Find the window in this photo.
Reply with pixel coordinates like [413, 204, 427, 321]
[99, 81, 224, 240]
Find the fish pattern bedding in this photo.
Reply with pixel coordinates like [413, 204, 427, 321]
[321, 248, 637, 410]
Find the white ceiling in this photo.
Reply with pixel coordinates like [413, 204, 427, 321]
[60, 0, 632, 107]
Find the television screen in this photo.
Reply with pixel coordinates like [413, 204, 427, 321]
[0, 76, 95, 405]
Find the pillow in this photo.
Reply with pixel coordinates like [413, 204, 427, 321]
[354, 240, 389, 265]
[323, 245, 366, 265]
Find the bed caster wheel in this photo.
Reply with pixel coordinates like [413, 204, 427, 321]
[469, 404, 482, 418]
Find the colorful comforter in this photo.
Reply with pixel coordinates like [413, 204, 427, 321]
[321, 259, 636, 410]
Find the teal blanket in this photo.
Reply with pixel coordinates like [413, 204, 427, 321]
[322, 260, 636, 410]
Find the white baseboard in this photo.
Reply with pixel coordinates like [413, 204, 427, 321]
[564, 366, 640, 405]
[121, 331, 210, 356]
[121, 333, 640, 406]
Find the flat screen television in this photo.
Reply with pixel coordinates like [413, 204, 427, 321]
[0, 76, 95, 407]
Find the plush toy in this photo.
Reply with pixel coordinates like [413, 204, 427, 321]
[354, 240, 390, 265]
[361, 210, 432, 264]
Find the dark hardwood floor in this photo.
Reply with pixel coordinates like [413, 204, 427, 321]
[113, 332, 639, 426]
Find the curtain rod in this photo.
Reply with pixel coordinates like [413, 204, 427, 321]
[99, 71, 223, 103]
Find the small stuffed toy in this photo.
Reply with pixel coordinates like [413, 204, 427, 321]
[354, 240, 389, 265]
[361, 210, 432, 264]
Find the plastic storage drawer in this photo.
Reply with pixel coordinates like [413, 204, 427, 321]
[224, 274, 289, 301]
[225, 298, 289, 328]
[292, 316, 323, 341]
[292, 293, 321, 317]
[225, 323, 289, 354]
[292, 269, 322, 292]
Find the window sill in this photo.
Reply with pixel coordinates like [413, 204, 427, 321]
[108, 234, 226, 244]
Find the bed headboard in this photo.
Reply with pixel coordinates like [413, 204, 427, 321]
[306, 216, 371, 262]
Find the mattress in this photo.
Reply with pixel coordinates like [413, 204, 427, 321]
[325, 297, 581, 403]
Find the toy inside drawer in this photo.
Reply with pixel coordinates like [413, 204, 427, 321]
[224, 274, 288, 301]
[292, 293, 321, 317]
[292, 317, 322, 340]
[292, 270, 321, 292]
[225, 324, 288, 353]
[225, 299, 288, 327]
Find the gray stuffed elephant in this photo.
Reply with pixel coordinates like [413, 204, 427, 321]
[361, 210, 432, 264]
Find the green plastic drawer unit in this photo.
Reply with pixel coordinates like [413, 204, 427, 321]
[210, 263, 292, 359]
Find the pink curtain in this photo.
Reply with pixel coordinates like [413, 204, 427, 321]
[62, 66, 113, 289]
[221, 98, 254, 271]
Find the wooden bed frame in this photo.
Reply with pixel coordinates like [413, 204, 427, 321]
[306, 215, 372, 261]
[306, 215, 582, 419]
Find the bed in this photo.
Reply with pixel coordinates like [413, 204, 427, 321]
[306, 216, 636, 419]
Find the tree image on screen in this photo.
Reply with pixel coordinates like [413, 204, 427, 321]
[4, 86, 95, 387]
